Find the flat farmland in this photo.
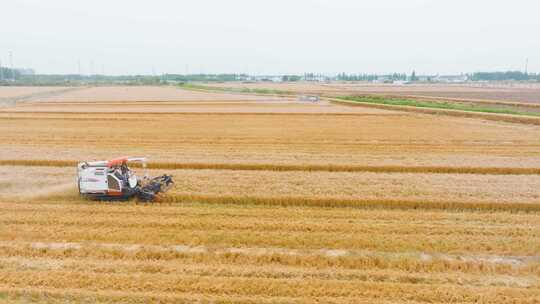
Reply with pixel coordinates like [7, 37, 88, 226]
[205, 82, 540, 104]
[1, 107, 539, 168]
[0, 86, 74, 107]
[1, 101, 396, 114]
[0, 86, 73, 99]
[1, 86, 539, 303]
[28, 86, 293, 103]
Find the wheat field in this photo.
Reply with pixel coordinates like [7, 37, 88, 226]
[0, 86, 539, 303]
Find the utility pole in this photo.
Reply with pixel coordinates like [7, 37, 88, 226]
[525, 58, 529, 75]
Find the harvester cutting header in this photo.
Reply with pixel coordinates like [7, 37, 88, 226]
[77, 157, 173, 202]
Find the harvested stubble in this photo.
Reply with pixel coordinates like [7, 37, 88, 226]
[2, 195, 540, 255]
[26, 86, 293, 103]
[203, 82, 540, 104]
[0, 86, 71, 99]
[146, 83, 540, 126]
[0, 201, 539, 303]
[3, 101, 395, 114]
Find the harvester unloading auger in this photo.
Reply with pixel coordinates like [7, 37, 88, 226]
[77, 157, 174, 202]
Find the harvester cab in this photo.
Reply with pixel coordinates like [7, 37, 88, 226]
[77, 157, 173, 202]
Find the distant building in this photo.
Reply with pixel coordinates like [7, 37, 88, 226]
[251, 75, 283, 82]
[412, 74, 468, 83]
[17, 68, 35, 76]
[416, 75, 436, 82]
[434, 74, 468, 83]
[302, 74, 330, 82]
[392, 80, 410, 85]
[373, 75, 392, 83]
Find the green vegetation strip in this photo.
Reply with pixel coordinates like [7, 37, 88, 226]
[337, 95, 540, 117]
[180, 83, 540, 119]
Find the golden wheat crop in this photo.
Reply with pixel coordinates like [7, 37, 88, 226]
[3, 159, 540, 175]
[1, 108, 540, 169]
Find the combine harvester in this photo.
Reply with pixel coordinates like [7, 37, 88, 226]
[77, 157, 173, 202]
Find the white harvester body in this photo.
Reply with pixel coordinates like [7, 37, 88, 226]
[77, 157, 172, 201]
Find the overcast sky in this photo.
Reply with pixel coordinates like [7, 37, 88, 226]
[1, 0, 539, 75]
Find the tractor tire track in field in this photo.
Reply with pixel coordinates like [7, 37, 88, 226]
[0, 242, 538, 303]
[1, 241, 535, 267]
[1, 256, 536, 286]
[1, 159, 540, 175]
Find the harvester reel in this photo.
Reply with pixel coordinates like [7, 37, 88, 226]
[137, 175, 174, 202]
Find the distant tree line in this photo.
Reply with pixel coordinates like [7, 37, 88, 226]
[1, 73, 256, 86]
[7, 74, 166, 86]
[3, 70, 540, 86]
[471, 71, 540, 81]
[0, 67, 22, 81]
[281, 75, 302, 82]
